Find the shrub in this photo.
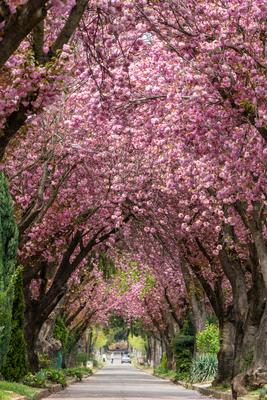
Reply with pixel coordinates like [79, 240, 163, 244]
[23, 367, 93, 389]
[78, 367, 92, 375]
[159, 352, 168, 370]
[65, 367, 92, 381]
[1, 267, 28, 381]
[172, 333, 194, 380]
[54, 317, 78, 368]
[76, 352, 88, 366]
[190, 354, 218, 383]
[175, 348, 193, 380]
[196, 323, 219, 355]
[39, 353, 53, 369]
[65, 368, 83, 381]
[173, 335, 194, 352]
[42, 369, 67, 388]
[23, 372, 47, 388]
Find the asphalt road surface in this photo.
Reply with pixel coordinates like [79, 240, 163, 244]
[49, 358, 207, 400]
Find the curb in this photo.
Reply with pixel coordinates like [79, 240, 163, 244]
[193, 386, 232, 400]
[18, 384, 63, 400]
[33, 384, 62, 400]
[136, 366, 232, 400]
[18, 374, 94, 400]
[177, 381, 232, 400]
[32, 373, 94, 399]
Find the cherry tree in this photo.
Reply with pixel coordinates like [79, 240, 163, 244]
[2, 0, 267, 391]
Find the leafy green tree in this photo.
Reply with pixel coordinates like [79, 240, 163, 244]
[1, 268, 28, 380]
[196, 323, 220, 354]
[0, 172, 19, 368]
[93, 329, 108, 349]
[54, 316, 79, 368]
[128, 334, 146, 353]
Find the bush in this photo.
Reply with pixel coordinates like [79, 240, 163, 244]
[175, 348, 193, 380]
[173, 335, 194, 352]
[172, 333, 194, 380]
[39, 353, 53, 369]
[65, 368, 83, 381]
[1, 268, 28, 381]
[88, 357, 99, 368]
[54, 317, 78, 368]
[159, 352, 168, 371]
[76, 352, 88, 366]
[65, 367, 92, 381]
[196, 323, 219, 355]
[190, 354, 218, 383]
[23, 367, 92, 388]
[23, 372, 47, 388]
[42, 369, 67, 388]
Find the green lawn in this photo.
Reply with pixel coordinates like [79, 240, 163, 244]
[154, 368, 177, 380]
[212, 385, 231, 392]
[0, 389, 12, 400]
[0, 382, 40, 399]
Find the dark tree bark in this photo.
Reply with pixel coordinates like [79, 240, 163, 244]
[23, 298, 40, 372]
[180, 260, 207, 333]
[216, 318, 235, 385]
[146, 336, 152, 365]
[0, 0, 48, 67]
[186, 245, 237, 385]
[23, 221, 125, 371]
[0, 0, 89, 159]
[192, 224, 267, 393]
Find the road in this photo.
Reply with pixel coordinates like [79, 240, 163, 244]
[49, 359, 206, 400]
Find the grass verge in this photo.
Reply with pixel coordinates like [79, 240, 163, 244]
[153, 368, 177, 380]
[0, 389, 12, 400]
[212, 385, 231, 393]
[0, 382, 40, 399]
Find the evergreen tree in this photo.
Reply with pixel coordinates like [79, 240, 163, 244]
[0, 172, 19, 368]
[1, 268, 28, 381]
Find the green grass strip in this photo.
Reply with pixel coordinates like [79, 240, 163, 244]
[0, 389, 12, 400]
[0, 381, 39, 399]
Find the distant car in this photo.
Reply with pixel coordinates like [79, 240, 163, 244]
[121, 354, 131, 364]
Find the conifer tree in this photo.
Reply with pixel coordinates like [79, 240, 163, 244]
[1, 268, 28, 381]
[0, 172, 19, 368]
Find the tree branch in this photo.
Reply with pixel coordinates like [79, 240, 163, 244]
[0, 0, 89, 159]
[47, 0, 89, 60]
[0, 0, 49, 67]
[32, 20, 45, 64]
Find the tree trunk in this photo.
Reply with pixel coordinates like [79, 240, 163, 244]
[190, 288, 207, 333]
[152, 337, 162, 368]
[231, 246, 266, 395]
[180, 258, 207, 332]
[62, 352, 67, 369]
[233, 303, 267, 394]
[215, 319, 235, 385]
[146, 336, 152, 365]
[165, 343, 174, 370]
[249, 304, 267, 385]
[24, 285, 46, 372]
[24, 303, 41, 372]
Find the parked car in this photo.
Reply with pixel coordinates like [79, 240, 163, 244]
[121, 354, 131, 364]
